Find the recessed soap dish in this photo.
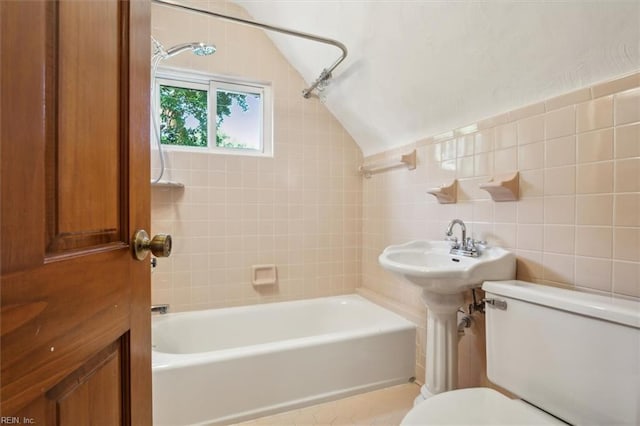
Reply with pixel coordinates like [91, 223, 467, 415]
[479, 172, 519, 201]
[252, 264, 277, 286]
[427, 179, 457, 204]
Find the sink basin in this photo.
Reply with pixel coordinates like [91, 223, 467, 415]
[379, 240, 515, 294]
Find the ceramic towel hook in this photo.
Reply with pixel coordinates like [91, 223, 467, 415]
[427, 179, 457, 204]
[479, 172, 519, 201]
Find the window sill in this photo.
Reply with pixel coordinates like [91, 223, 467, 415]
[161, 144, 273, 158]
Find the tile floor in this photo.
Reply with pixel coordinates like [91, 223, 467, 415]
[234, 383, 421, 426]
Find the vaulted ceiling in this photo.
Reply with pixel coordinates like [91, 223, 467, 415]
[235, 1, 640, 156]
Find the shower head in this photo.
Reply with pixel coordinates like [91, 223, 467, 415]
[192, 43, 217, 56]
[164, 42, 216, 58]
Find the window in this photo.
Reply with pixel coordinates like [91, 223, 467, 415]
[158, 81, 209, 148]
[155, 68, 273, 157]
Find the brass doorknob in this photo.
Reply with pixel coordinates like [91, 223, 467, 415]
[132, 230, 172, 261]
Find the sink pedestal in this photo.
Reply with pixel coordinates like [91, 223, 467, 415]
[416, 290, 464, 403]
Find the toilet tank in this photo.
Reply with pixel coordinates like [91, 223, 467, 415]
[483, 280, 640, 426]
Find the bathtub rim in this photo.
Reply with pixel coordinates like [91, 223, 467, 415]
[151, 294, 416, 370]
[153, 325, 414, 370]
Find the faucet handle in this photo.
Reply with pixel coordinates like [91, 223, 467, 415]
[464, 237, 475, 250]
[466, 239, 487, 250]
[445, 235, 459, 248]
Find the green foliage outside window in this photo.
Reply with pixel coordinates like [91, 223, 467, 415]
[216, 90, 249, 149]
[159, 85, 208, 147]
[159, 84, 250, 149]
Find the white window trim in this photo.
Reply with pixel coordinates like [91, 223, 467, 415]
[155, 66, 273, 158]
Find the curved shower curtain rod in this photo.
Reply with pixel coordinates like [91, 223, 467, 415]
[151, 0, 348, 98]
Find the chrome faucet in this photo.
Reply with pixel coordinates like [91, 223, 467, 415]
[446, 219, 467, 246]
[445, 219, 485, 257]
[151, 304, 169, 314]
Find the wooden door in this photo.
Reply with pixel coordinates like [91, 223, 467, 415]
[1, 0, 151, 424]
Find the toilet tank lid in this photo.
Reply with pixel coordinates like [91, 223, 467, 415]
[483, 280, 640, 329]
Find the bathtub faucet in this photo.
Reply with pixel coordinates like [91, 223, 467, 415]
[151, 304, 169, 314]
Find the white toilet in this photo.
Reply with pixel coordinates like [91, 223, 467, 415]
[401, 280, 640, 425]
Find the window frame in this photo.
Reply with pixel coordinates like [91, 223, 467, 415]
[155, 67, 273, 157]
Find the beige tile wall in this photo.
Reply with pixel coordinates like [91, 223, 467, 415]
[152, 1, 639, 389]
[362, 72, 640, 385]
[151, 1, 363, 311]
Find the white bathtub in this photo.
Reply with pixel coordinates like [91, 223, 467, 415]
[152, 294, 416, 425]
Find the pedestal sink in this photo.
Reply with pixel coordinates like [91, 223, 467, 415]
[379, 239, 515, 401]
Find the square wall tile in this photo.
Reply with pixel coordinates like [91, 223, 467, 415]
[494, 147, 518, 173]
[615, 87, 640, 125]
[457, 135, 475, 157]
[576, 96, 613, 133]
[520, 170, 544, 198]
[495, 123, 517, 149]
[615, 123, 640, 159]
[473, 200, 494, 223]
[517, 115, 545, 145]
[517, 224, 544, 250]
[545, 136, 575, 168]
[457, 156, 474, 178]
[576, 194, 613, 226]
[576, 162, 613, 194]
[614, 193, 640, 227]
[493, 223, 517, 248]
[474, 152, 494, 177]
[474, 129, 494, 153]
[544, 166, 575, 196]
[613, 228, 640, 262]
[455, 200, 474, 222]
[442, 139, 457, 161]
[545, 106, 575, 139]
[543, 225, 575, 255]
[518, 142, 544, 170]
[494, 202, 517, 223]
[575, 226, 612, 258]
[577, 128, 613, 163]
[614, 158, 640, 193]
[543, 253, 574, 284]
[517, 198, 544, 224]
[544, 196, 575, 225]
[575, 257, 612, 292]
[612, 261, 640, 297]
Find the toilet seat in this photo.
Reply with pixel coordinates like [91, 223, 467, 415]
[401, 388, 565, 425]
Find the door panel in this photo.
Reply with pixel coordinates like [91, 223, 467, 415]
[49, 0, 127, 253]
[1, 0, 151, 424]
[0, 0, 46, 274]
[52, 339, 124, 425]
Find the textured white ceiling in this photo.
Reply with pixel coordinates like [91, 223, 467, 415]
[235, 1, 640, 156]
